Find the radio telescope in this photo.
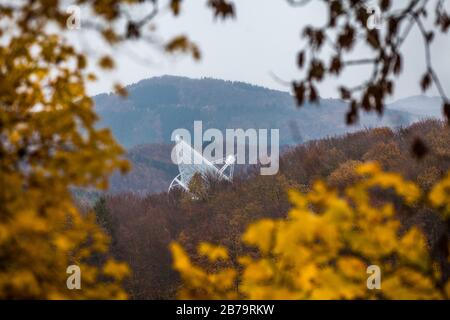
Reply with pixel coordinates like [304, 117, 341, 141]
[168, 136, 235, 193]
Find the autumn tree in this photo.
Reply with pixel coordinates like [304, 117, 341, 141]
[186, 172, 210, 201]
[94, 196, 116, 240]
[172, 162, 450, 299]
[327, 159, 363, 189]
[0, 0, 215, 299]
[362, 141, 403, 169]
[0, 0, 135, 299]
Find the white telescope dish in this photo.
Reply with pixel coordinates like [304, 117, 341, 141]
[168, 137, 235, 193]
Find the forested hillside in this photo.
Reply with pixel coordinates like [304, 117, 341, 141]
[94, 76, 423, 148]
[84, 119, 450, 299]
[109, 144, 176, 194]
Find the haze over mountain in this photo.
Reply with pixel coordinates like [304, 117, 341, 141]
[90, 76, 442, 195]
[386, 95, 443, 119]
[94, 75, 433, 149]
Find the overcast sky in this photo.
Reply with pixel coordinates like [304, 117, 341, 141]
[71, 0, 450, 102]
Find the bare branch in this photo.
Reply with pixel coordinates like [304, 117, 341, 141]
[412, 11, 449, 102]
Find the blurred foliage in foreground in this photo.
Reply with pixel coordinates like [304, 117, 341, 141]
[0, 0, 136, 299]
[0, 0, 226, 299]
[171, 162, 450, 299]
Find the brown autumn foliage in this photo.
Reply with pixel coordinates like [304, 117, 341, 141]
[90, 119, 450, 299]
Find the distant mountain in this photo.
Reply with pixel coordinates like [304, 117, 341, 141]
[94, 75, 418, 148]
[89, 76, 445, 195]
[386, 95, 443, 119]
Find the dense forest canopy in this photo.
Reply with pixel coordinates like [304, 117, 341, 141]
[90, 120, 450, 299]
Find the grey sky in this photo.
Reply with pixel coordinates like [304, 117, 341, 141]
[76, 0, 449, 102]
